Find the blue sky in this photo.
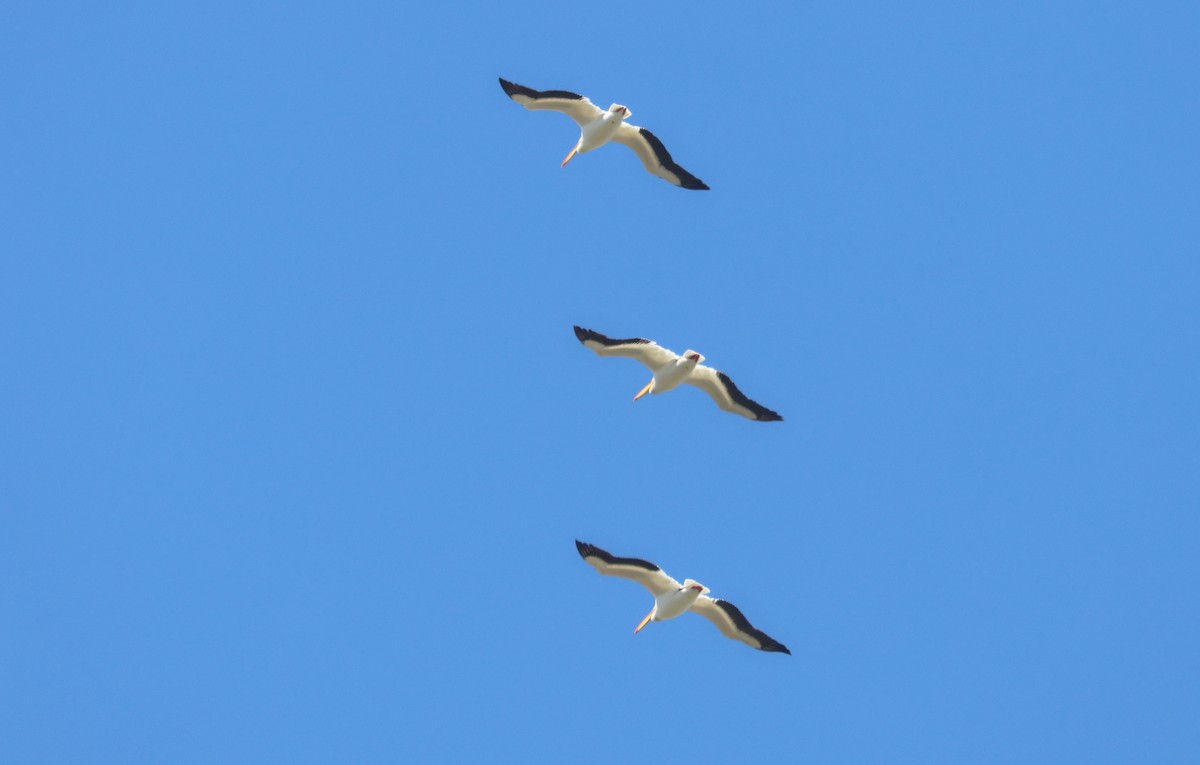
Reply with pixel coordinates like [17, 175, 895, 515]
[3, 1, 1198, 762]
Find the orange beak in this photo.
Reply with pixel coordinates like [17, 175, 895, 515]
[633, 381, 653, 401]
[634, 610, 654, 634]
[561, 147, 578, 167]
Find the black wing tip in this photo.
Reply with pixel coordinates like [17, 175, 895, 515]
[715, 599, 790, 654]
[574, 325, 608, 346]
[576, 539, 618, 563]
[715, 371, 783, 422]
[499, 77, 538, 101]
[573, 325, 651, 348]
[576, 540, 661, 572]
[498, 78, 585, 102]
[637, 127, 709, 190]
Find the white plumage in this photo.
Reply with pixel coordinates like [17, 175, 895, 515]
[576, 540, 790, 654]
[574, 326, 783, 422]
[500, 78, 709, 190]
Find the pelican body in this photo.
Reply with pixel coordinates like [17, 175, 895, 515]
[633, 349, 704, 400]
[636, 579, 710, 633]
[566, 104, 631, 166]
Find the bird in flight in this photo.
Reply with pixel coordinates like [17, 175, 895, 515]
[576, 540, 790, 653]
[499, 78, 709, 190]
[574, 326, 783, 421]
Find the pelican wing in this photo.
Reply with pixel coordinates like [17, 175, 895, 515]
[690, 595, 791, 654]
[499, 78, 605, 126]
[576, 540, 681, 596]
[613, 123, 709, 190]
[683, 365, 783, 422]
[573, 326, 678, 372]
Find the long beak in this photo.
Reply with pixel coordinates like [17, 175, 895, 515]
[561, 147, 578, 167]
[634, 610, 654, 634]
[633, 380, 653, 401]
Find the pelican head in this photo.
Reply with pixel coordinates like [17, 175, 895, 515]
[683, 350, 705, 364]
[682, 578, 710, 595]
[609, 103, 632, 120]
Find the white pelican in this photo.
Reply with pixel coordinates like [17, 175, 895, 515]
[499, 77, 709, 190]
[575, 540, 790, 654]
[573, 326, 783, 422]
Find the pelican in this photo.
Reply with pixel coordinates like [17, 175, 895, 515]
[575, 540, 790, 653]
[499, 77, 709, 190]
[573, 326, 783, 421]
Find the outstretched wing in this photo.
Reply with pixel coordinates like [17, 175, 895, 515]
[612, 123, 709, 190]
[689, 595, 791, 654]
[683, 365, 783, 421]
[500, 78, 605, 126]
[576, 540, 681, 597]
[574, 325, 678, 372]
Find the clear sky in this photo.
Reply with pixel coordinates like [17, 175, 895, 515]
[3, 1, 1198, 762]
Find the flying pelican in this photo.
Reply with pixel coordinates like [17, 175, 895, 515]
[573, 326, 783, 421]
[575, 540, 790, 654]
[499, 77, 709, 190]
